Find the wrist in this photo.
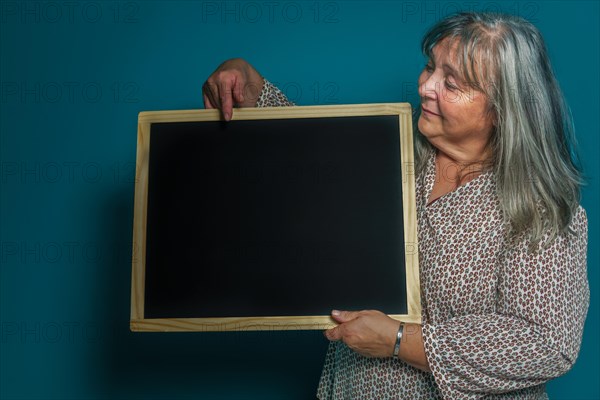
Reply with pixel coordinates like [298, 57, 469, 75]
[392, 322, 404, 358]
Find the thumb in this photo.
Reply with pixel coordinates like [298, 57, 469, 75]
[331, 309, 358, 323]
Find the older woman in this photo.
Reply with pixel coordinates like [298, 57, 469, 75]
[202, 12, 589, 399]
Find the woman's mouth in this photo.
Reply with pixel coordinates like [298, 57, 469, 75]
[422, 106, 440, 117]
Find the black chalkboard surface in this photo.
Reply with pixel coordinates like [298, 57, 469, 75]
[131, 104, 420, 331]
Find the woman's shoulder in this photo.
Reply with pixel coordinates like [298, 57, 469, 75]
[569, 205, 588, 238]
[506, 204, 588, 257]
[573, 205, 587, 222]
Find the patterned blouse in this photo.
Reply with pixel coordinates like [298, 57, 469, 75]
[256, 79, 590, 399]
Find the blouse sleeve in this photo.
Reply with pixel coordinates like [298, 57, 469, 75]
[255, 78, 295, 107]
[422, 206, 589, 399]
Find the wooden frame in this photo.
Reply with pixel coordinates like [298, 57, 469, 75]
[130, 103, 420, 331]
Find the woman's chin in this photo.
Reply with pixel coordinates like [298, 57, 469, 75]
[417, 117, 435, 137]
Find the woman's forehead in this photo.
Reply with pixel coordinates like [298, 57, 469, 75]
[429, 38, 460, 63]
[429, 37, 491, 88]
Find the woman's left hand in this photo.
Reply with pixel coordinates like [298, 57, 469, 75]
[324, 309, 400, 358]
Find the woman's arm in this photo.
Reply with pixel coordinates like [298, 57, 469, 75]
[255, 79, 295, 108]
[325, 207, 588, 398]
[421, 207, 589, 398]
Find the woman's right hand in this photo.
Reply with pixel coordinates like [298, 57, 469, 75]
[202, 58, 264, 121]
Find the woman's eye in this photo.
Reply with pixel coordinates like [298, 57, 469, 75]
[444, 80, 458, 91]
[424, 63, 434, 72]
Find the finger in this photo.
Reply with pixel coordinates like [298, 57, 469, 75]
[203, 93, 215, 109]
[219, 78, 235, 121]
[324, 325, 344, 341]
[232, 76, 245, 105]
[331, 310, 359, 323]
[203, 82, 220, 110]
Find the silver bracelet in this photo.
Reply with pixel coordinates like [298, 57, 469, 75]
[393, 323, 404, 357]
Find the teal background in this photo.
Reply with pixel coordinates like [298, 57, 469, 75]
[1, 1, 598, 399]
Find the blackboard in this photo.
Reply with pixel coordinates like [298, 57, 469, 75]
[130, 104, 421, 331]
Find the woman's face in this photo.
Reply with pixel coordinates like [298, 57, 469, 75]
[417, 38, 495, 159]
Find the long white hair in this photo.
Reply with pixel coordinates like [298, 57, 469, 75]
[415, 12, 583, 248]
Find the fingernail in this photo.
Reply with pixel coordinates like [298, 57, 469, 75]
[332, 310, 340, 316]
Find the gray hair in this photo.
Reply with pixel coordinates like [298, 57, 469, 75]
[415, 12, 583, 248]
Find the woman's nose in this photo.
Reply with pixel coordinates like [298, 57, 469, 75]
[418, 73, 439, 100]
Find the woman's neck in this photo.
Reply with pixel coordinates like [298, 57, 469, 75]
[425, 147, 492, 206]
[435, 150, 490, 186]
